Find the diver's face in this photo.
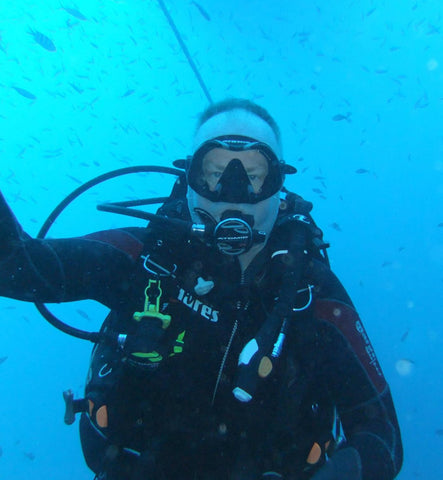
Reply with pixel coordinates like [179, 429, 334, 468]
[201, 148, 269, 194]
[187, 108, 283, 256]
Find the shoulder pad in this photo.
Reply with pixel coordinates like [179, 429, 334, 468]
[283, 192, 313, 215]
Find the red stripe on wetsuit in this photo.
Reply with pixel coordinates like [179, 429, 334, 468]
[314, 299, 386, 394]
[82, 230, 144, 261]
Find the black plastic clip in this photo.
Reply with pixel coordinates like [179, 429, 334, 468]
[63, 389, 88, 425]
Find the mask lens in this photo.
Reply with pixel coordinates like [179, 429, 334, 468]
[188, 137, 283, 204]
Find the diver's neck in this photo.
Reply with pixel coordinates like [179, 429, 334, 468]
[238, 243, 265, 272]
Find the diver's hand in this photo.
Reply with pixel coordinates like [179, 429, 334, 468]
[310, 448, 362, 480]
[122, 317, 166, 370]
[0, 191, 22, 259]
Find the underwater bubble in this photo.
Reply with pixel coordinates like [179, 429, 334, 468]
[395, 358, 415, 376]
[427, 59, 438, 71]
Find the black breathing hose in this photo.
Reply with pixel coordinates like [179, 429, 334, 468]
[34, 166, 183, 342]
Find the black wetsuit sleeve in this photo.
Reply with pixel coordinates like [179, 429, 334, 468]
[0, 191, 141, 308]
[0, 191, 22, 260]
[308, 260, 403, 480]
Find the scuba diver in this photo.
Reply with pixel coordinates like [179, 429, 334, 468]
[0, 98, 402, 480]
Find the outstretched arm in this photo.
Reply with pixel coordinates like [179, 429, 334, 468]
[0, 191, 143, 307]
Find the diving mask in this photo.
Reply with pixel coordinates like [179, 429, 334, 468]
[187, 135, 295, 204]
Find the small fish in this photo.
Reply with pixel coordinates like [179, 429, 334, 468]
[414, 94, 429, 109]
[0, 356, 8, 365]
[332, 112, 351, 122]
[43, 151, 63, 158]
[45, 148, 63, 154]
[12, 86, 36, 100]
[330, 222, 342, 232]
[427, 24, 440, 35]
[66, 174, 83, 185]
[76, 309, 90, 320]
[381, 261, 392, 267]
[24, 451, 35, 461]
[312, 188, 323, 194]
[192, 1, 211, 21]
[28, 28, 56, 52]
[61, 5, 87, 21]
[69, 83, 84, 94]
[0, 32, 6, 53]
[122, 89, 135, 98]
[437, 222, 443, 227]
[401, 330, 409, 342]
[435, 429, 443, 436]
[355, 168, 370, 174]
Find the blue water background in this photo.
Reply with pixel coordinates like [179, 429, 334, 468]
[0, 1, 442, 478]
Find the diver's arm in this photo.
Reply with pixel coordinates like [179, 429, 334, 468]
[0, 191, 72, 302]
[0, 192, 142, 306]
[310, 310, 403, 480]
[307, 263, 402, 480]
[313, 311, 402, 479]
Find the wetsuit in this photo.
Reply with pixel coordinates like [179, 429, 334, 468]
[0, 192, 402, 480]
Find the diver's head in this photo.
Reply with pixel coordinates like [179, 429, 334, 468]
[186, 99, 295, 257]
[192, 98, 283, 159]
